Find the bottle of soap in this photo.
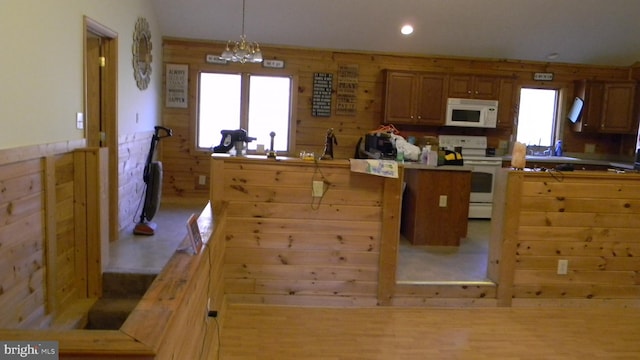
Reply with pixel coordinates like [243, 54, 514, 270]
[554, 140, 563, 156]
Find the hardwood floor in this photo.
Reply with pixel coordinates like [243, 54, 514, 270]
[220, 304, 640, 359]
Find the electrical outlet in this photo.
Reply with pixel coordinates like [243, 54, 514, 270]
[206, 297, 217, 318]
[557, 259, 568, 275]
[198, 175, 207, 185]
[439, 195, 447, 207]
[585, 143, 596, 153]
[312, 180, 324, 197]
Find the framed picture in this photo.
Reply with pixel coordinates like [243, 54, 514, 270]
[186, 213, 203, 254]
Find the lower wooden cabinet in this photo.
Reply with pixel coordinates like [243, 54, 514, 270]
[401, 168, 471, 246]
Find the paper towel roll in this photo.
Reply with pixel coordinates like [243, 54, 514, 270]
[511, 142, 526, 169]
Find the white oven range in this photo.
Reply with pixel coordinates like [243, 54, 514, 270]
[438, 135, 502, 219]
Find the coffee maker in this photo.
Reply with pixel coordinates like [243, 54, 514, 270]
[213, 129, 256, 156]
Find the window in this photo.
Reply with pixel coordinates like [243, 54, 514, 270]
[197, 72, 293, 153]
[515, 88, 558, 147]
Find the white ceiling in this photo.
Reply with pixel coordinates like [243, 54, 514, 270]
[152, 0, 640, 67]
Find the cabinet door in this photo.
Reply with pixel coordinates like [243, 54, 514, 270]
[415, 74, 447, 125]
[600, 83, 636, 133]
[384, 72, 416, 123]
[573, 81, 604, 133]
[448, 75, 499, 99]
[448, 75, 473, 98]
[497, 79, 516, 129]
[473, 77, 500, 99]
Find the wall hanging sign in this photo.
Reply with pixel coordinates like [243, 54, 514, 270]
[533, 72, 554, 81]
[312, 72, 333, 117]
[263, 59, 285, 68]
[205, 54, 228, 64]
[336, 64, 358, 116]
[166, 64, 189, 108]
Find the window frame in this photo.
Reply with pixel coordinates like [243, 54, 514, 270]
[515, 83, 570, 148]
[192, 67, 298, 156]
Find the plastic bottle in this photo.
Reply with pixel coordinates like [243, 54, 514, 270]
[420, 147, 429, 163]
[554, 140, 563, 156]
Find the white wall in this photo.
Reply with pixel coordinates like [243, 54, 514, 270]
[0, 0, 162, 150]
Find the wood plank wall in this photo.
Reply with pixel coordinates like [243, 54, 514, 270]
[0, 141, 91, 329]
[211, 156, 394, 306]
[0, 158, 47, 328]
[162, 38, 636, 200]
[492, 169, 640, 307]
[121, 203, 225, 359]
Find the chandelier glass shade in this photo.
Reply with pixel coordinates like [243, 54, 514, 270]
[220, 0, 263, 63]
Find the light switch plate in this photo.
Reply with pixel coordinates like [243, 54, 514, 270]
[76, 112, 84, 129]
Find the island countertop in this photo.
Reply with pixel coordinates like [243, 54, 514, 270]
[403, 162, 472, 171]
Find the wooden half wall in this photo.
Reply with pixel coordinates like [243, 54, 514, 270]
[0, 141, 109, 328]
[0, 203, 226, 359]
[210, 155, 403, 306]
[491, 169, 640, 307]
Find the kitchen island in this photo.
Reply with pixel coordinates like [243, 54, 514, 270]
[401, 163, 472, 246]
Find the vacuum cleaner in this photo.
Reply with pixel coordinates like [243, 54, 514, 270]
[133, 125, 172, 235]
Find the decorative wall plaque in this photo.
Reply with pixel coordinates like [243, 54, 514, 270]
[336, 64, 358, 116]
[166, 64, 188, 108]
[132, 17, 152, 90]
[312, 73, 333, 117]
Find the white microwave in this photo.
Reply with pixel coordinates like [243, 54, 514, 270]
[445, 98, 498, 128]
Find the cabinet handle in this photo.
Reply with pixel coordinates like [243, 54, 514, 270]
[417, 115, 422, 119]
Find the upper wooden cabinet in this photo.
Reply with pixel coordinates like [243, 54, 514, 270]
[448, 75, 500, 100]
[383, 71, 448, 125]
[573, 79, 637, 134]
[497, 78, 517, 130]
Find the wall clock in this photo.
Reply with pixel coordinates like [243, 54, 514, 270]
[132, 17, 152, 90]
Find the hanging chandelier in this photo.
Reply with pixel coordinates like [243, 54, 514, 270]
[220, 0, 263, 63]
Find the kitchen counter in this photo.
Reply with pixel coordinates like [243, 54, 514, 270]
[403, 162, 473, 171]
[501, 155, 635, 170]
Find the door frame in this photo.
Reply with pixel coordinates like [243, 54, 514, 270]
[84, 16, 119, 242]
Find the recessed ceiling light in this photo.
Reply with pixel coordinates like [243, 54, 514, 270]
[401, 24, 414, 35]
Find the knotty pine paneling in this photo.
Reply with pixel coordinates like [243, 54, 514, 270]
[53, 153, 79, 315]
[492, 169, 640, 305]
[213, 156, 397, 306]
[0, 141, 104, 330]
[0, 158, 45, 328]
[163, 38, 636, 200]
